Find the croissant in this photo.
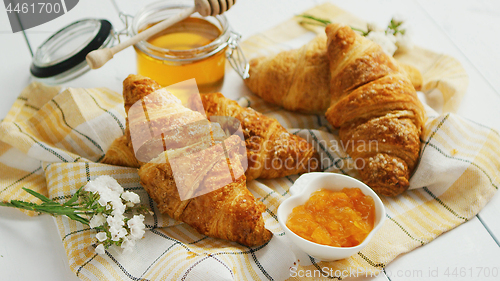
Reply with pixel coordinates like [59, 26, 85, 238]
[139, 136, 272, 247]
[106, 74, 272, 246]
[324, 23, 426, 196]
[101, 136, 141, 168]
[244, 36, 422, 115]
[192, 92, 321, 181]
[244, 34, 331, 114]
[104, 81, 321, 181]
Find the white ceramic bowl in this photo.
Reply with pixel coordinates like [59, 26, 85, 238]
[277, 172, 386, 261]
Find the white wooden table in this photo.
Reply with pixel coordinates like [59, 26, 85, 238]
[1, 1, 499, 280]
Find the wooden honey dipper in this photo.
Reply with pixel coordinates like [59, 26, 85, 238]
[86, 0, 236, 69]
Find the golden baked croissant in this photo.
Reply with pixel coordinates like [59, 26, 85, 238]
[244, 34, 331, 114]
[101, 136, 141, 168]
[139, 135, 271, 246]
[104, 79, 321, 181]
[324, 23, 426, 196]
[244, 36, 423, 114]
[192, 92, 321, 181]
[105, 74, 272, 246]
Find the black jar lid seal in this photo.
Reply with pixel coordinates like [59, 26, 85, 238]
[30, 19, 113, 79]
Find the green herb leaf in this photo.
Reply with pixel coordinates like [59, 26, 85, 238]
[67, 213, 90, 225]
[296, 14, 331, 27]
[64, 186, 84, 206]
[22, 187, 52, 203]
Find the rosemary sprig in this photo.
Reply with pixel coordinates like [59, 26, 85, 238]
[0, 187, 91, 225]
[296, 14, 331, 26]
[0, 176, 151, 255]
[386, 18, 406, 35]
[296, 14, 407, 38]
[296, 14, 370, 36]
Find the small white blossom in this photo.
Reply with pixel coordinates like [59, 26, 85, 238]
[111, 199, 126, 217]
[392, 14, 406, 26]
[121, 237, 136, 254]
[107, 214, 124, 227]
[97, 191, 112, 207]
[94, 175, 124, 194]
[95, 244, 105, 255]
[366, 31, 397, 56]
[95, 232, 107, 242]
[83, 180, 100, 194]
[110, 226, 127, 241]
[127, 214, 146, 240]
[395, 30, 413, 52]
[84, 176, 123, 195]
[97, 187, 121, 207]
[89, 213, 106, 228]
[121, 191, 141, 204]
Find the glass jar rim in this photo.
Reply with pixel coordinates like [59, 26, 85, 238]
[30, 18, 114, 84]
[130, 0, 231, 63]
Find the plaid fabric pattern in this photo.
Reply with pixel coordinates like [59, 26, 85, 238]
[1, 3, 499, 281]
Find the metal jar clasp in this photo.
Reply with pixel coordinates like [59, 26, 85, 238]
[226, 32, 249, 79]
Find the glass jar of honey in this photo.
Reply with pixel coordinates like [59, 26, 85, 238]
[130, 0, 243, 93]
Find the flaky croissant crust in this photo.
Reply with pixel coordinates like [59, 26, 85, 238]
[197, 92, 321, 181]
[325, 23, 426, 196]
[104, 74, 272, 246]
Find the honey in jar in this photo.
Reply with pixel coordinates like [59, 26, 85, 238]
[134, 16, 229, 93]
[286, 188, 375, 247]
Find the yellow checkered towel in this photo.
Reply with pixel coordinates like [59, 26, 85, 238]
[1, 3, 499, 281]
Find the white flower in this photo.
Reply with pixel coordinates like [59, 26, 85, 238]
[83, 180, 100, 194]
[107, 215, 127, 241]
[121, 236, 136, 254]
[95, 232, 108, 242]
[110, 226, 127, 241]
[366, 31, 397, 56]
[94, 175, 124, 194]
[395, 30, 413, 52]
[127, 214, 146, 240]
[99, 176, 123, 194]
[111, 199, 126, 217]
[84, 176, 123, 194]
[85, 176, 124, 208]
[89, 213, 106, 228]
[121, 191, 140, 204]
[97, 187, 121, 207]
[107, 214, 124, 227]
[97, 190, 113, 207]
[95, 244, 105, 255]
[391, 14, 405, 26]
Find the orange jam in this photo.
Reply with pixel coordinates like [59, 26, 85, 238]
[286, 188, 375, 247]
[135, 17, 226, 93]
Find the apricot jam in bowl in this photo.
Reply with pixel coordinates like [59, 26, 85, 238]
[277, 172, 386, 261]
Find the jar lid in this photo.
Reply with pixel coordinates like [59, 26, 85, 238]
[30, 19, 114, 84]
